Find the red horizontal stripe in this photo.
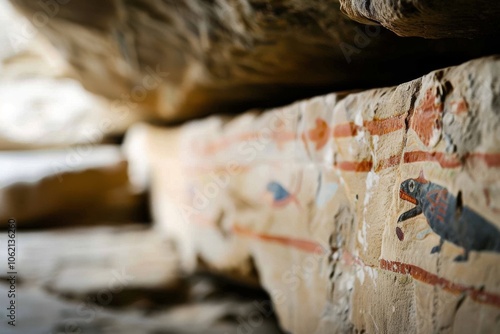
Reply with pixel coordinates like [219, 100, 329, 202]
[193, 218, 500, 308]
[365, 114, 406, 136]
[404, 151, 462, 168]
[233, 225, 324, 255]
[187, 150, 500, 174]
[380, 259, 500, 308]
[335, 151, 500, 173]
[333, 114, 406, 138]
[335, 160, 373, 172]
[404, 151, 500, 169]
[200, 131, 296, 155]
[332, 123, 358, 138]
[376, 154, 402, 171]
[469, 153, 500, 168]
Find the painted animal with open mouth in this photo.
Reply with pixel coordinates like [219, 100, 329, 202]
[396, 172, 500, 262]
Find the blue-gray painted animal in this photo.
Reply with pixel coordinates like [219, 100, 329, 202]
[397, 172, 500, 262]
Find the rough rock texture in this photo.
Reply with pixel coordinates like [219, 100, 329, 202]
[0, 146, 147, 227]
[125, 56, 500, 333]
[9, 0, 500, 121]
[0, 284, 282, 334]
[0, 225, 180, 293]
[0, 226, 282, 334]
[339, 0, 500, 39]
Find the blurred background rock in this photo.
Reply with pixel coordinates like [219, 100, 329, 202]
[1, 0, 499, 333]
[0, 2, 281, 332]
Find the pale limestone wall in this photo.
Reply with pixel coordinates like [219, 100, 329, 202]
[126, 56, 500, 333]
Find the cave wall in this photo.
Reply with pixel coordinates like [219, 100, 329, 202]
[125, 57, 500, 333]
[2, 1, 500, 333]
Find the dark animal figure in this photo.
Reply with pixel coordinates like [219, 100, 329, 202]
[397, 172, 500, 262]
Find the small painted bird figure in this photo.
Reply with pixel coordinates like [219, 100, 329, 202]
[266, 181, 301, 208]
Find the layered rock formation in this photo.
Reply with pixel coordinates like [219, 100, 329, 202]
[0, 226, 282, 334]
[0, 146, 146, 227]
[339, 0, 500, 38]
[8, 0, 500, 121]
[2, 1, 500, 333]
[125, 56, 500, 333]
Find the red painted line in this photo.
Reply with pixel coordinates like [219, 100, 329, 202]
[403, 151, 500, 169]
[196, 113, 406, 155]
[185, 164, 252, 174]
[335, 155, 401, 172]
[192, 218, 500, 308]
[380, 259, 500, 308]
[365, 114, 407, 136]
[332, 114, 406, 138]
[201, 133, 258, 155]
[332, 122, 358, 138]
[232, 225, 325, 255]
[376, 154, 402, 171]
[231, 225, 500, 308]
[202, 141, 230, 155]
[186, 150, 500, 174]
[335, 160, 374, 172]
[335, 151, 500, 173]
[404, 151, 462, 168]
[199, 131, 296, 155]
[470, 153, 500, 168]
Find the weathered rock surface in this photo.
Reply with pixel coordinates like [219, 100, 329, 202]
[125, 56, 500, 333]
[0, 225, 180, 292]
[0, 225, 282, 334]
[340, 0, 500, 38]
[0, 284, 282, 334]
[9, 0, 500, 121]
[0, 146, 147, 227]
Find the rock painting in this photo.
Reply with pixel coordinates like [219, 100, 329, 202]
[396, 172, 500, 261]
[266, 181, 301, 208]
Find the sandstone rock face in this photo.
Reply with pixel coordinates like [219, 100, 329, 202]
[0, 146, 146, 227]
[126, 56, 500, 333]
[339, 0, 500, 38]
[9, 0, 500, 121]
